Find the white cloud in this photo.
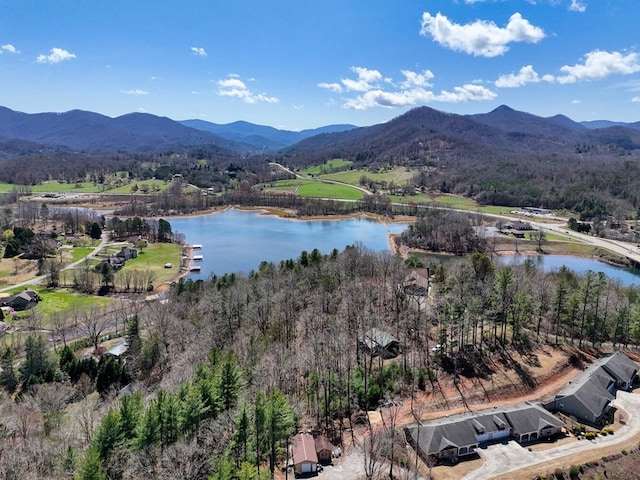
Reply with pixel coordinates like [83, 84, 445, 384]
[1, 44, 18, 54]
[557, 50, 640, 84]
[400, 69, 434, 89]
[216, 75, 279, 104]
[322, 66, 496, 110]
[571, 99, 581, 104]
[318, 82, 343, 93]
[495, 65, 548, 87]
[36, 47, 76, 64]
[420, 11, 545, 57]
[435, 84, 497, 103]
[568, 0, 586, 12]
[191, 47, 207, 57]
[120, 89, 149, 95]
[632, 96, 640, 103]
[341, 66, 383, 92]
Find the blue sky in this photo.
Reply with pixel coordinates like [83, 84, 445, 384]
[1, 0, 639, 130]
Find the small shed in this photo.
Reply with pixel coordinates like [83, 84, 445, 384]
[291, 433, 318, 475]
[314, 436, 333, 464]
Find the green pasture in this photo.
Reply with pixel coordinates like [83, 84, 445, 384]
[301, 159, 353, 176]
[296, 183, 364, 200]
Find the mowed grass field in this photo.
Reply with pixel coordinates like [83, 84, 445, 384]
[318, 166, 415, 186]
[258, 179, 364, 200]
[296, 182, 364, 200]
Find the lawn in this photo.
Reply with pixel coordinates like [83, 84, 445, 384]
[301, 159, 353, 176]
[296, 183, 364, 200]
[1, 285, 113, 323]
[119, 243, 183, 284]
[70, 247, 96, 263]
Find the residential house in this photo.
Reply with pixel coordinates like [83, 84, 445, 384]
[403, 269, 430, 297]
[359, 328, 401, 359]
[95, 257, 125, 272]
[116, 246, 138, 260]
[405, 403, 565, 464]
[291, 433, 318, 475]
[314, 436, 333, 464]
[501, 403, 564, 443]
[600, 350, 638, 389]
[555, 351, 637, 425]
[2, 288, 41, 311]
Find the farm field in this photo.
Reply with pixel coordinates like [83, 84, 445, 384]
[301, 158, 353, 176]
[258, 178, 364, 200]
[0, 178, 180, 195]
[318, 166, 415, 186]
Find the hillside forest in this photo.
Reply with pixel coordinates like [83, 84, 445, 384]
[2, 235, 640, 478]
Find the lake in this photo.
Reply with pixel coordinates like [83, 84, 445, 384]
[168, 208, 409, 279]
[497, 254, 640, 287]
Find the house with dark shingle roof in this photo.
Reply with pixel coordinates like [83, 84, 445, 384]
[600, 350, 638, 389]
[501, 403, 565, 443]
[405, 402, 564, 464]
[1, 288, 40, 311]
[555, 351, 637, 425]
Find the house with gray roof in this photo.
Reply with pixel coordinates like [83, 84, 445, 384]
[358, 328, 401, 358]
[600, 350, 638, 389]
[405, 402, 564, 464]
[555, 351, 637, 425]
[501, 403, 565, 443]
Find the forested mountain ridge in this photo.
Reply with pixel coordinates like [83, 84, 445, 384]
[180, 118, 356, 150]
[0, 106, 248, 154]
[285, 104, 640, 165]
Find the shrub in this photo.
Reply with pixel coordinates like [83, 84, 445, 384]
[585, 431, 597, 440]
[554, 467, 564, 479]
[602, 456, 609, 462]
[569, 464, 580, 478]
[622, 449, 628, 455]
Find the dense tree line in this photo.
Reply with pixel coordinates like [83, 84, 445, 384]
[3, 240, 640, 478]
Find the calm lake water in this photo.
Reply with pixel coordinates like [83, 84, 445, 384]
[168, 209, 409, 279]
[498, 254, 640, 287]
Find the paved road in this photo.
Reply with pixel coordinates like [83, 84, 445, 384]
[462, 391, 640, 479]
[0, 232, 109, 293]
[269, 162, 372, 196]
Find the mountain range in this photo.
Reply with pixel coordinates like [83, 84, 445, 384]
[0, 104, 639, 159]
